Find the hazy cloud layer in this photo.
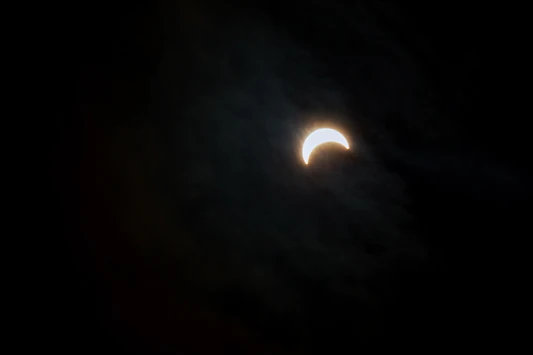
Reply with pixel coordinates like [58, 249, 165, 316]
[78, 1, 527, 349]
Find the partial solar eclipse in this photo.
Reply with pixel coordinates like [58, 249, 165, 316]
[302, 128, 349, 164]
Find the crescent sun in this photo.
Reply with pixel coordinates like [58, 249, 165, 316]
[302, 128, 349, 164]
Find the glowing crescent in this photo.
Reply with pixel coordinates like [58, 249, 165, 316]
[302, 128, 349, 164]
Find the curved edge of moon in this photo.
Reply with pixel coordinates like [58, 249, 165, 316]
[302, 128, 350, 164]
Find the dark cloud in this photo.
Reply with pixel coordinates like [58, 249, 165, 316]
[49, 1, 526, 353]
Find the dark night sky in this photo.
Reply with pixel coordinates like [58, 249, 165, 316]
[43, 1, 528, 353]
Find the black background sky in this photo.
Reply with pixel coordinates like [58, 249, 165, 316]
[42, 1, 528, 353]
